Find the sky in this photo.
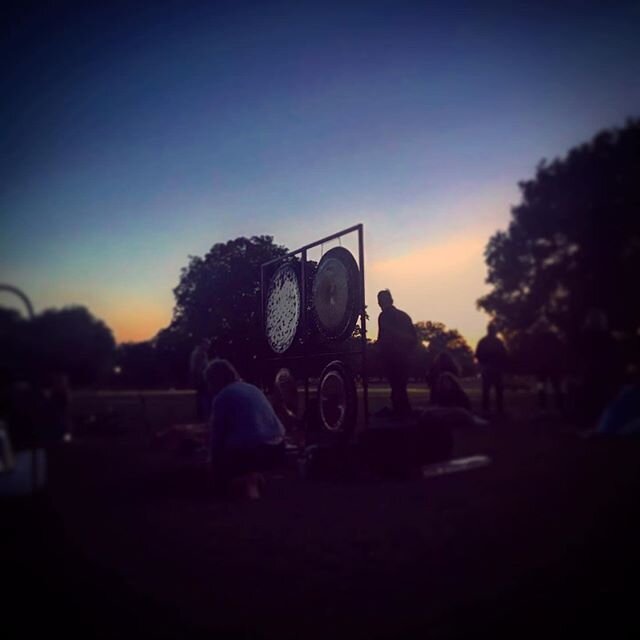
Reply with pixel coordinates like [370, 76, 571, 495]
[2, 1, 639, 346]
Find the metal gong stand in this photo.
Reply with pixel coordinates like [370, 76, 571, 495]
[259, 224, 368, 445]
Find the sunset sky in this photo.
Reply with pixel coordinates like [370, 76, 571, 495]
[2, 1, 639, 346]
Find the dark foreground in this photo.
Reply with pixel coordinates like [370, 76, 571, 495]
[4, 411, 640, 639]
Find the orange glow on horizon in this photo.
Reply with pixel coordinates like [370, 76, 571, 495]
[368, 228, 492, 347]
[371, 233, 486, 278]
[104, 304, 172, 344]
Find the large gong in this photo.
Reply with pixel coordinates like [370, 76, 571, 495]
[311, 247, 361, 342]
[265, 263, 301, 354]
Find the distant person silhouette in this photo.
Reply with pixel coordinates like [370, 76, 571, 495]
[529, 320, 565, 411]
[190, 338, 210, 421]
[47, 372, 72, 442]
[475, 323, 508, 414]
[575, 308, 622, 428]
[376, 289, 418, 417]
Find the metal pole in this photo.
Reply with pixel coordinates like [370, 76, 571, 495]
[260, 264, 266, 391]
[0, 284, 35, 320]
[301, 249, 310, 439]
[357, 225, 369, 431]
[260, 223, 363, 268]
[259, 225, 366, 442]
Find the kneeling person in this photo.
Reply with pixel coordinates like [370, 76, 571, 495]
[206, 359, 285, 498]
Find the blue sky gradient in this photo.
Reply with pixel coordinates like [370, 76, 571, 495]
[2, 1, 639, 343]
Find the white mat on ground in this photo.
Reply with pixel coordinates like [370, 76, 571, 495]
[422, 455, 491, 479]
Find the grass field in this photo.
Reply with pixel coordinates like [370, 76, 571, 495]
[70, 378, 540, 436]
[5, 381, 640, 639]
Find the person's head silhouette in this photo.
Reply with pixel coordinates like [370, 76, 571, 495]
[205, 358, 240, 398]
[487, 322, 499, 337]
[377, 289, 393, 311]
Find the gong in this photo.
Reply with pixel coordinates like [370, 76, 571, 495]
[265, 263, 301, 354]
[317, 360, 357, 437]
[311, 246, 361, 342]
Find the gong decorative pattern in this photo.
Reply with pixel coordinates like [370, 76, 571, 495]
[265, 264, 301, 354]
[311, 247, 360, 342]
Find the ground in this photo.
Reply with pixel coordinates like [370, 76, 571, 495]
[3, 382, 640, 638]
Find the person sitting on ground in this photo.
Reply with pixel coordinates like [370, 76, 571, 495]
[431, 371, 472, 412]
[427, 350, 460, 404]
[270, 368, 304, 448]
[423, 364, 486, 428]
[205, 359, 285, 499]
[428, 351, 460, 401]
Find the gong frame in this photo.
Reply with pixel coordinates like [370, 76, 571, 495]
[260, 223, 369, 435]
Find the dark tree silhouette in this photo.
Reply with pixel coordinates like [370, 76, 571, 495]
[115, 341, 165, 389]
[30, 306, 116, 385]
[478, 119, 640, 353]
[413, 321, 476, 377]
[157, 236, 288, 384]
[0, 305, 116, 386]
[0, 307, 32, 382]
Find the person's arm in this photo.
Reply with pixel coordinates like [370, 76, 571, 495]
[408, 317, 418, 343]
[408, 316, 418, 351]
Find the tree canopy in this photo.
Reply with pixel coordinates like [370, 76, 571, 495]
[0, 305, 116, 386]
[478, 119, 640, 347]
[414, 321, 476, 377]
[156, 236, 288, 384]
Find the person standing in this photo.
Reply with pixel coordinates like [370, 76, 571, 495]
[574, 308, 623, 429]
[376, 289, 418, 417]
[189, 338, 210, 421]
[475, 323, 508, 415]
[529, 322, 565, 412]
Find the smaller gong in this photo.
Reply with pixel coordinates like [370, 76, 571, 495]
[317, 360, 357, 438]
[311, 247, 361, 342]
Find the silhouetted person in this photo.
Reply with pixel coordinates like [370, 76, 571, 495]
[377, 289, 418, 417]
[270, 368, 304, 447]
[427, 351, 460, 403]
[475, 323, 508, 414]
[529, 322, 565, 411]
[431, 371, 472, 412]
[206, 359, 285, 499]
[190, 338, 210, 421]
[47, 372, 72, 442]
[575, 309, 623, 428]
